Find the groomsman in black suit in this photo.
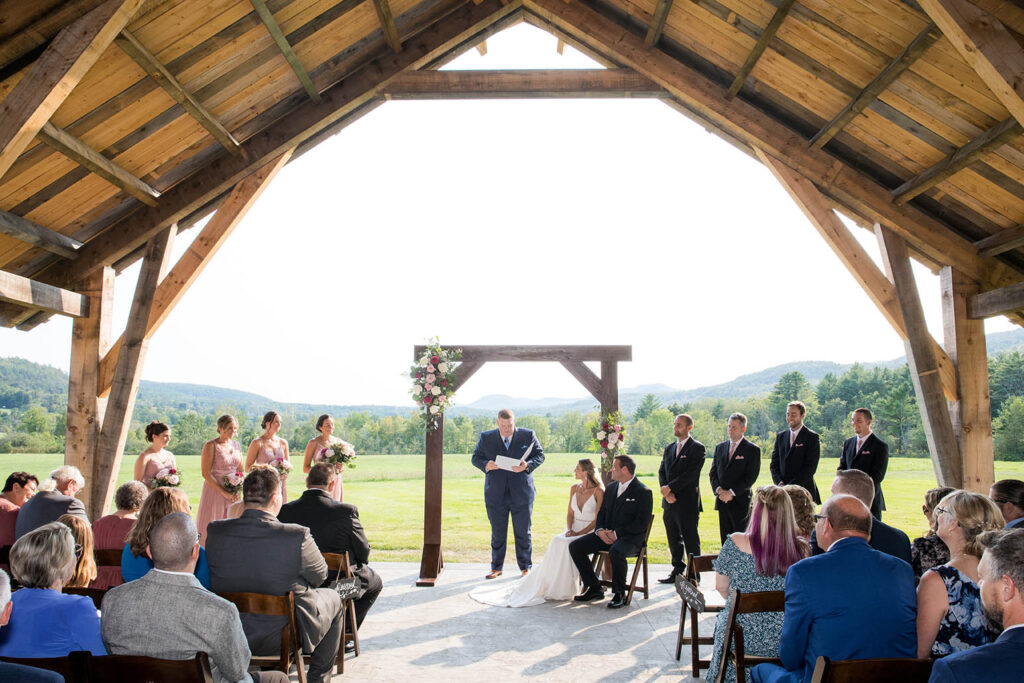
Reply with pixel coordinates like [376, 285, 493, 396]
[657, 414, 706, 584]
[840, 407, 888, 520]
[710, 413, 761, 542]
[570, 455, 653, 609]
[769, 401, 821, 504]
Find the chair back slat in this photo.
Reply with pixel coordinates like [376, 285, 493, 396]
[0, 651, 85, 682]
[716, 589, 786, 683]
[322, 551, 352, 583]
[218, 591, 292, 616]
[93, 548, 123, 567]
[64, 586, 107, 609]
[810, 655, 934, 683]
[88, 652, 214, 683]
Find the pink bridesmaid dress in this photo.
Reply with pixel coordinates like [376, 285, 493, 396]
[254, 439, 290, 502]
[309, 437, 346, 502]
[140, 450, 177, 488]
[195, 439, 242, 544]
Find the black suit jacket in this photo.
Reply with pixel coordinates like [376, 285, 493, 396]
[769, 426, 821, 503]
[809, 516, 911, 564]
[657, 438, 705, 511]
[709, 438, 761, 511]
[595, 479, 653, 547]
[840, 433, 888, 513]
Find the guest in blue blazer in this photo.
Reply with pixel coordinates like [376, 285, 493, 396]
[752, 494, 917, 683]
[471, 409, 545, 579]
[989, 479, 1024, 529]
[929, 528, 1024, 682]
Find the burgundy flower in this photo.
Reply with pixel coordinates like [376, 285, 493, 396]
[424, 395, 433, 403]
[416, 372, 422, 379]
[440, 379, 448, 387]
[430, 355, 440, 364]
[603, 422, 610, 430]
[600, 439, 609, 448]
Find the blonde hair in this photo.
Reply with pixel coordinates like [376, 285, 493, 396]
[943, 490, 1005, 557]
[10, 522, 75, 589]
[58, 514, 96, 588]
[782, 485, 815, 537]
[577, 459, 604, 490]
[127, 487, 190, 557]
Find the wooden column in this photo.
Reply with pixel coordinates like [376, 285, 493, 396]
[941, 267, 994, 492]
[600, 360, 619, 414]
[877, 225, 963, 487]
[65, 267, 114, 514]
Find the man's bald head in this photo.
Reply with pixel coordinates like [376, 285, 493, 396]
[818, 494, 872, 551]
[149, 512, 199, 572]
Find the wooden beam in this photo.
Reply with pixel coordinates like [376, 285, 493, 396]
[38, 121, 160, 206]
[560, 360, 604, 402]
[0, 0, 145, 182]
[476, 40, 487, 56]
[975, 223, 1024, 258]
[371, 0, 403, 53]
[114, 29, 239, 152]
[454, 361, 484, 389]
[413, 344, 632, 362]
[919, 0, 1024, 129]
[0, 269, 88, 318]
[249, 0, 321, 101]
[97, 151, 293, 396]
[756, 149, 958, 401]
[893, 117, 1022, 204]
[644, 0, 674, 48]
[967, 280, 1024, 319]
[810, 23, 940, 149]
[383, 69, 665, 98]
[727, 0, 796, 99]
[0, 209, 81, 259]
[942, 266, 994, 493]
[877, 224, 963, 488]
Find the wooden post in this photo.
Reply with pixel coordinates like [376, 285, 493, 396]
[941, 267, 994, 492]
[877, 225, 963, 487]
[417, 418, 445, 587]
[65, 267, 113, 514]
[600, 360, 619, 413]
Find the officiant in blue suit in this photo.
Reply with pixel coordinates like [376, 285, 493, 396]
[472, 409, 545, 580]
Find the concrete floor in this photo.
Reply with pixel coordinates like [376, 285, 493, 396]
[324, 562, 722, 681]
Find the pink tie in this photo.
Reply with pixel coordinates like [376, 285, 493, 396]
[728, 441, 737, 459]
[856, 437, 863, 452]
[676, 442, 682, 457]
[790, 431, 796, 447]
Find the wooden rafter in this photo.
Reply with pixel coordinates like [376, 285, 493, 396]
[371, 0, 403, 53]
[38, 121, 160, 206]
[559, 360, 604, 402]
[967, 281, 1024, 319]
[0, 209, 81, 259]
[383, 69, 665, 98]
[644, 0, 674, 48]
[0, 0, 145, 182]
[810, 23, 940, 149]
[892, 117, 1022, 205]
[975, 224, 1024, 258]
[0, 269, 88, 318]
[726, 0, 796, 99]
[249, 0, 321, 102]
[114, 29, 239, 152]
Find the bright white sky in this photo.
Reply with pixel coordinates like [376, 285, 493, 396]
[0, 24, 1014, 406]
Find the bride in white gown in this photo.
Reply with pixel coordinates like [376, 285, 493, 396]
[471, 459, 605, 607]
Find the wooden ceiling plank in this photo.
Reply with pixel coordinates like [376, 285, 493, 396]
[114, 29, 239, 152]
[371, 0, 403, 53]
[919, 0, 1024, 129]
[975, 223, 1024, 257]
[0, 0, 146, 182]
[726, 0, 797, 99]
[0, 209, 81, 259]
[810, 23, 941, 149]
[37, 121, 160, 207]
[0, 268, 88, 318]
[644, 0, 674, 49]
[893, 117, 1023, 204]
[249, 0, 321, 102]
[383, 69, 665, 98]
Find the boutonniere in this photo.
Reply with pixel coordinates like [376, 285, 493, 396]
[794, 442, 804, 447]
[862, 450, 870, 454]
[734, 456, 744, 460]
[626, 498, 635, 502]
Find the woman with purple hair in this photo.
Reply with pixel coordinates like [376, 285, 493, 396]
[707, 485, 809, 683]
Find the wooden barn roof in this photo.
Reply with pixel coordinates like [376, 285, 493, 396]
[5, 0, 1024, 328]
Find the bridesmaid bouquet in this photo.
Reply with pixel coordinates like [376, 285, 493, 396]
[318, 441, 357, 469]
[150, 467, 180, 488]
[222, 470, 245, 495]
[270, 457, 292, 478]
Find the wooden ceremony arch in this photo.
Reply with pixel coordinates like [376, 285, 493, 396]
[412, 344, 631, 587]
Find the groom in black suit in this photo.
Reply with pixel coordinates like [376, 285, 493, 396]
[570, 455, 653, 609]
[840, 407, 888, 520]
[657, 414, 706, 583]
[769, 401, 821, 504]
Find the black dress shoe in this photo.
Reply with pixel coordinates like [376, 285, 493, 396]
[574, 585, 605, 602]
[657, 569, 680, 584]
[345, 640, 356, 654]
[607, 592, 626, 609]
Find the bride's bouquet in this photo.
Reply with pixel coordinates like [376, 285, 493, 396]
[222, 470, 245, 495]
[317, 441, 356, 469]
[270, 457, 292, 478]
[150, 467, 180, 489]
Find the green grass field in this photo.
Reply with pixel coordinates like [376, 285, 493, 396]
[7, 453, 1024, 563]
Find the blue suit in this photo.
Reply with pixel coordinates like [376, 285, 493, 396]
[752, 537, 917, 683]
[471, 427, 545, 570]
[928, 625, 1024, 682]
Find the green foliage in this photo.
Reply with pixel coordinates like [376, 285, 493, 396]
[633, 393, 662, 421]
[994, 396, 1024, 461]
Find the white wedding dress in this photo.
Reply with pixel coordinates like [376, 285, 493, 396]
[470, 490, 598, 607]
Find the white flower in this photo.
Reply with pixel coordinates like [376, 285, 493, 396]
[156, 468, 170, 478]
[420, 355, 429, 366]
[426, 373, 436, 383]
[608, 433, 619, 443]
[438, 395, 446, 403]
[324, 448, 335, 458]
[429, 405, 440, 414]
[596, 430, 607, 440]
[431, 386, 441, 396]
[438, 362, 449, 373]
[167, 475, 179, 485]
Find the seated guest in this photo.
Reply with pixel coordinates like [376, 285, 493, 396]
[278, 463, 383, 629]
[206, 467, 344, 683]
[809, 469, 911, 563]
[912, 487, 955, 585]
[929, 529, 1024, 682]
[122, 487, 211, 588]
[708, 486, 809, 683]
[91, 480, 147, 589]
[0, 472, 38, 549]
[58, 514, 96, 588]
[752, 494, 917, 683]
[989, 479, 1024, 529]
[0, 522, 106, 657]
[782, 484, 815, 542]
[102, 512, 287, 683]
[14, 466, 87, 540]
[917, 490, 1004, 659]
[0, 568, 63, 682]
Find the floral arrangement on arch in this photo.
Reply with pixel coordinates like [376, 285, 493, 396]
[410, 338, 462, 432]
[591, 411, 627, 476]
[222, 471, 245, 496]
[150, 467, 180, 489]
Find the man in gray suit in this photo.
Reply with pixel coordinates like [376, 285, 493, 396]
[101, 513, 287, 683]
[206, 467, 344, 683]
[13, 466, 87, 540]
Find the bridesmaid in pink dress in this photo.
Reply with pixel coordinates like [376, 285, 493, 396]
[195, 414, 243, 543]
[303, 414, 350, 502]
[134, 421, 178, 488]
[245, 411, 290, 502]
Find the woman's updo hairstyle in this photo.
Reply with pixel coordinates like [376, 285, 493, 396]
[315, 414, 332, 433]
[261, 411, 280, 430]
[145, 421, 169, 442]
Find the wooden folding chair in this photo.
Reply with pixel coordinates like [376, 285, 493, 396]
[218, 591, 306, 683]
[810, 655, 933, 682]
[675, 553, 723, 677]
[322, 551, 360, 674]
[0, 650, 84, 682]
[88, 652, 214, 683]
[93, 547, 123, 568]
[715, 589, 785, 683]
[63, 585, 107, 609]
[589, 514, 654, 605]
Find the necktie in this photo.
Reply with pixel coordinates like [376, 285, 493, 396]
[790, 431, 796, 447]
[856, 437, 863, 452]
[676, 441, 683, 457]
[504, 437, 510, 451]
[728, 441, 737, 459]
